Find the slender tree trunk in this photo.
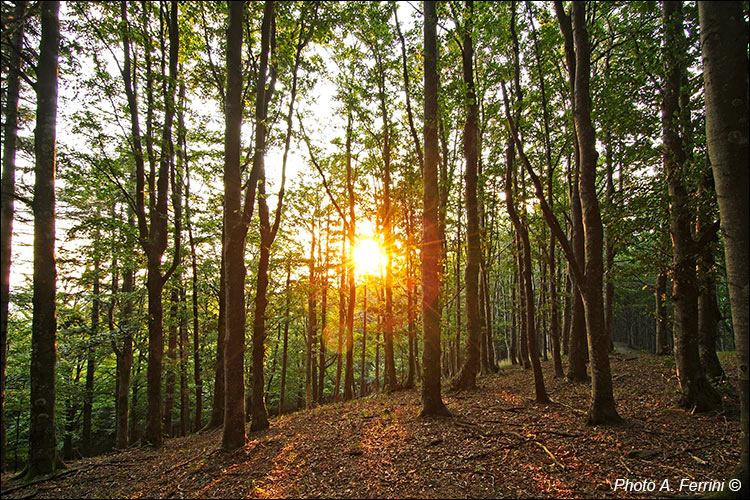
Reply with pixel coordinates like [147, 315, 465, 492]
[306, 228, 317, 409]
[510, 272, 517, 365]
[83, 254, 100, 455]
[115, 250, 134, 448]
[163, 288, 178, 436]
[571, 2, 620, 424]
[663, 0, 720, 411]
[699, 2, 749, 487]
[404, 207, 416, 389]
[604, 133, 616, 353]
[453, 0, 482, 391]
[334, 236, 345, 401]
[29, 0, 61, 476]
[279, 259, 291, 414]
[1, 1, 25, 470]
[567, 173, 588, 382]
[360, 285, 367, 397]
[420, 0, 449, 416]
[318, 218, 329, 403]
[343, 111, 356, 402]
[655, 273, 668, 355]
[208, 230, 225, 429]
[222, 0, 248, 450]
[562, 273, 571, 356]
[503, 62, 549, 403]
[179, 286, 190, 435]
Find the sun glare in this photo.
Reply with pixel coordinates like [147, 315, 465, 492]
[354, 238, 386, 276]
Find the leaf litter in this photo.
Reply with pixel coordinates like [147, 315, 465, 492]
[1, 353, 741, 498]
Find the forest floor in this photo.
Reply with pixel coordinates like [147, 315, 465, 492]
[2, 352, 742, 499]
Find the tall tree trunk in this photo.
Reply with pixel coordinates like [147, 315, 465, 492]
[83, 253, 100, 455]
[318, 220, 329, 404]
[221, 0, 248, 450]
[343, 111, 356, 402]
[699, 1, 749, 487]
[453, 0, 482, 391]
[179, 286, 190, 435]
[120, 0, 180, 448]
[567, 172, 588, 382]
[655, 273, 668, 355]
[503, 55, 549, 402]
[208, 229, 225, 429]
[129, 348, 143, 444]
[182, 92, 202, 432]
[334, 236, 345, 401]
[571, 2, 620, 424]
[360, 285, 368, 397]
[29, 0, 61, 476]
[163, 288, 178, 436]
[510, 272, 517, 365]
[404, 206, 416, 389]
[555, 0, 587, 383]
[306, 228, 317, 409]
[1, 1, 25, 471]
[604, 133, 615, 353]
[115, 246, 134, 448]
[279, 259, 291, 414]
[529, 7, 563, 377]
[562, 272, 571, 356]
[374, 52, 398, 394]
[663, 0, 720, 411]
[420, 0, 449, 416]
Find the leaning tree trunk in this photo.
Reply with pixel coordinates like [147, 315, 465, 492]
[699, 1, 749, 491]
[29, 0, 61, 477]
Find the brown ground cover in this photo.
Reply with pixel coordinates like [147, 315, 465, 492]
[2, 352, 741, 499]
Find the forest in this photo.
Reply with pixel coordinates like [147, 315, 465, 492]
[0, 0, 748, 498]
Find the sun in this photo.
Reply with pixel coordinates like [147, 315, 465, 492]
[354, 238, 386, 276]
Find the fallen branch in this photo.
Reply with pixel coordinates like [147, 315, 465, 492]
[535, 441, 565, 469]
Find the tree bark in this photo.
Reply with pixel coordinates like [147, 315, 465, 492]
[420, 0, 450, 416]
[663, 0, 720, 411]
[571, 2, 620, 424]
[699, 1, 749, 487]
[655, 273, 668, 355]
[29, 0, 61, 476]
[83, 254, 100, 455]
[222, 0, 248, 450]
[343, 111, 356, 402]
[279, 259, 291, 414]
[1, 1, 25, 471]
[453, 0, 482, 391]
[207, 229, 225, 429]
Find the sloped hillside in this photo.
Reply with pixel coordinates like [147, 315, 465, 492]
[2, 354, 741, 499]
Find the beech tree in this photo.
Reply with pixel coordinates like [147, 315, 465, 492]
[699, 0, 749, 490]
[1, 0, 26, 472]
[420, 0, 449, 417]
[28, 0, 61, 477]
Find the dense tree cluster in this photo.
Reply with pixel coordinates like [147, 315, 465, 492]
[0, 0, 746, 489]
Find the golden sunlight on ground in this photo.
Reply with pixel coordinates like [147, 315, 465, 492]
[354, 238, 386, 276]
